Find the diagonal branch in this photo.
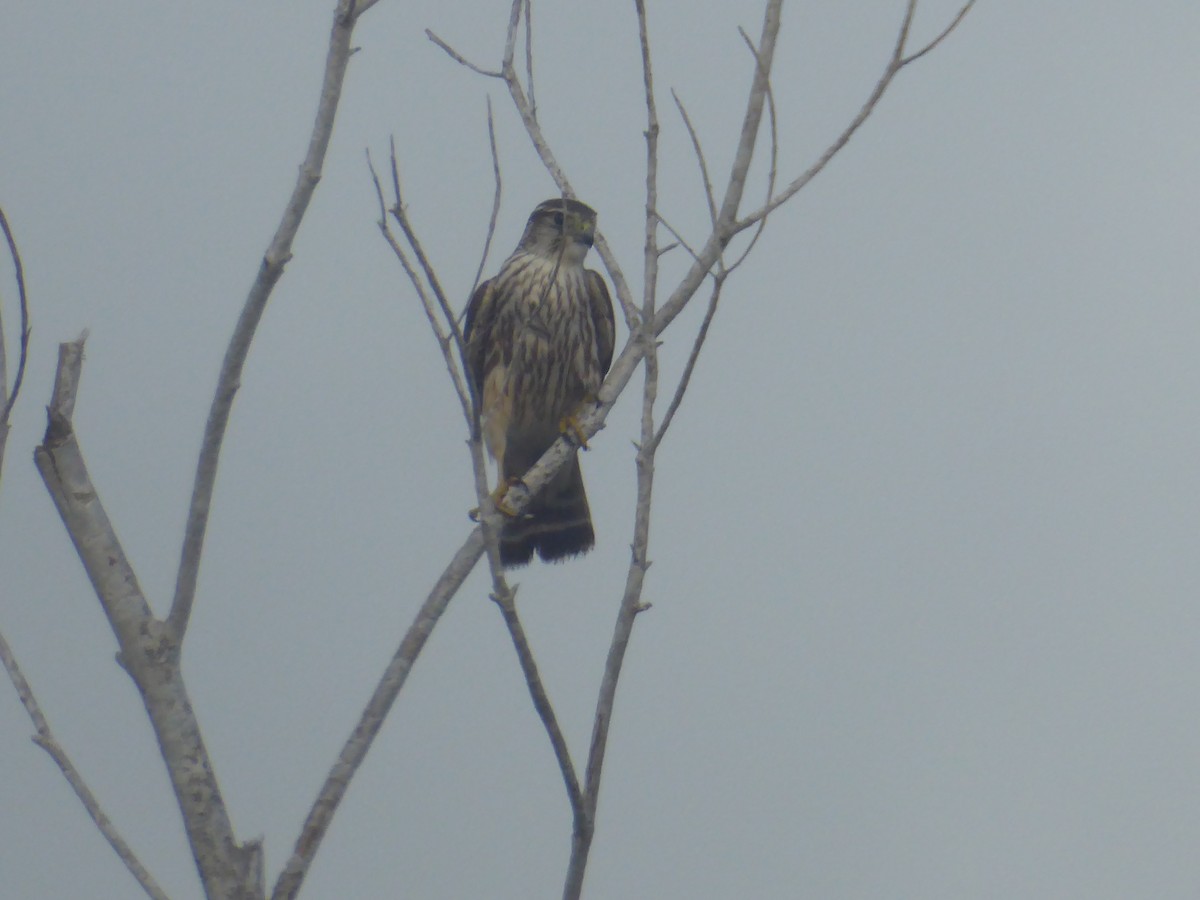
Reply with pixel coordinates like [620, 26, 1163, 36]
[491, 587, 584, 816]
[424, 28, 504, 78]
[0, 629, 169, 900]
[168, 0, 369, 641]
[523, 0, 537, 121]
[272, 527, 487, 900]
[385, 138, 467, 357]
[902, 0, 976, 65]
[652, 274, 725, 449]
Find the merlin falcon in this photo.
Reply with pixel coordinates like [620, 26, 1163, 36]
[464, 198, 615, 567]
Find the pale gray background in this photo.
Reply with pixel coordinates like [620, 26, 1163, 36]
[2, 2, 1198, 898]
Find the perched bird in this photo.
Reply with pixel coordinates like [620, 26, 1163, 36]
[465, 198, 616, 567]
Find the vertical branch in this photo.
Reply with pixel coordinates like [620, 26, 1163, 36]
[712, 0, 782, 233]
[35, 338, 262, 900]
[523, 0, 536, 120]
[562, 4, 660, 897]
[168, 0, 365, 641]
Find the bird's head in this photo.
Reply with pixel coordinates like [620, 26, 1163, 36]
[518, 197, 597, 266]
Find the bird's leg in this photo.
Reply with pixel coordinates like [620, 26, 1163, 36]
[469, 476, 525, 520]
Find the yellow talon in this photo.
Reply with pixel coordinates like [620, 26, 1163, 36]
[493, 476, 524, 516]
[559, 411, 589, 449]
[469, 477, 523, 520]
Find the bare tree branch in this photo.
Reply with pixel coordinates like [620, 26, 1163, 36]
[424, 28, 504, 79]
[0, 630, 169, 900]
[523, 0, 536, 121]
[654, 212, 704, 264]
[724, 25, 779, 274]
[671, 90, 718, 229]
[168, 0, 368, 641]
[565, 335, 660, 897]
[35, 337, 263, 900]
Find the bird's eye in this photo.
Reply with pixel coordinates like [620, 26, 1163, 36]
[551, 211, 565, 229]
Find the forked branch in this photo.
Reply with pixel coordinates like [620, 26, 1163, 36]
[36, 337, 261, 899]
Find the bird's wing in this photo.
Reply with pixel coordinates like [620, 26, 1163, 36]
[586, 269, 616, 377]
[463, 277, 498, 399]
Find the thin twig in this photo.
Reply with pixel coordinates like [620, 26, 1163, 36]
[0, 203, 31, 428]
[36, 337, 262, 899]
[654, 213, 704, 265]
[670, 90, 718, 229]
[0, 630, 169, 900]
[168, 0, 365, 641]
[386, 138, 466, 356]
[524, 0, 536, 120]
[367, 151, 473, 425]
[470, 98, 504, 299]
[424, 29, 503, 78]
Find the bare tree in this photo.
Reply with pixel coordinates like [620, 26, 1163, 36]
[1, 1, 973, 898]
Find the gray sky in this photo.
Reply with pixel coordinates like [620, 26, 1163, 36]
[3, 1, 1199, 897]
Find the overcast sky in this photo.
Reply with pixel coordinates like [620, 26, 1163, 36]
[3, 2, 1199, 898]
